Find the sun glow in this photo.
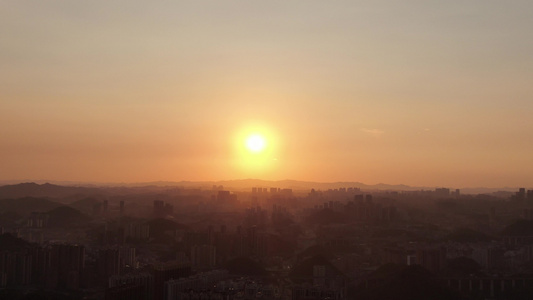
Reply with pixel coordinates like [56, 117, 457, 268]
[246, 134, 266, 153]
[233, 125, 280, 177]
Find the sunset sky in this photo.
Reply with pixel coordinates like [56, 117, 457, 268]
[2, 1, 533, 187]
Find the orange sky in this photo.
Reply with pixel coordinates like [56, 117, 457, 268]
[1, 1, 533, 187]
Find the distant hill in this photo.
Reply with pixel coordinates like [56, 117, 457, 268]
[225, 256, 268, 277]
[68, 197, 100, 214]
[305, 208, 349, 225]
[501, 220, 533, 236]
[0, 233, 33, 251]
[0, 211, 23, 227]
[354, 264, 465, 300]
[146, 218, 189, 238]
[447, 227, 492, 243]
[0, 197, 62, 215]
[289, 254, 345, 283]
[101, 179, 523, 194]
[0, 182, 101, 199]
[159, 179, 420, 192]
[0, 288, 79, 300]
[0, 180, 523, 195]
[445, 257, 482, 276]
[47, 206, 91, 227]
[297, 245, 333, 261]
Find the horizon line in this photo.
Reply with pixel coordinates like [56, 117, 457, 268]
[0, 178, 526, 192]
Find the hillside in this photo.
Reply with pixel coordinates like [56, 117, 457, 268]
[0, 182, 101, 199]
[0, 197, 62, 215]
[47, 206, 92, 227]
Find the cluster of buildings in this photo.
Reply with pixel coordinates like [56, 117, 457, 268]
[3, 185, 533, 299]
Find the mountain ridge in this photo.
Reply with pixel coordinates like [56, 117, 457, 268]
[0, 180, 522, 196]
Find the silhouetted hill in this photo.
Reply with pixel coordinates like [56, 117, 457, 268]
[501, 220, 533, 236]
[305, 208, 349, 225]
[261, 232, 296, 258]
[146, 218, 189, 238]
[0, 180, 522, 195]
[297, 245, 333, 261]
[355, 264, 465, 300]
[136, 180, 521, 194]
[68, 197, 100, 214]
[47, 206, 91, 227]
[372, 228, 410, 238]
[0, 182, 100, 199]
[0, 211, 23, 227]
[165, 179, 420, 192]
[0, 233, 33, 251]
[289, 255, 345, 283]
[225, 256, 267, 277]
[445, 257, 482, 276]
[365, 263, 406, 280]
[0, 197, 62, 215]
[0, 288, 79, 300]
[447, 227, 491, 243]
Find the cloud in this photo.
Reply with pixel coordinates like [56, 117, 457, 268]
[360, 128, 384, 137]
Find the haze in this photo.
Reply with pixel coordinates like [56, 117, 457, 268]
[2, 1, 533, 187]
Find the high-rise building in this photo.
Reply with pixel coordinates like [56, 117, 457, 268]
[27, 212, 48, 228]
[516, 188, 526, 200]
[124, 223, 150, 241]
[153, 201, 165, 218]
[118, 247, 136, 270]
[0, 251, 32, 287]
[165, 270, 229, 300]
[153, 261, 191, 300]
[435, 188, 450, 198]
[97, 248, 121, 285]
[105, 284, 147, 300]
[416, 247, 446, 273]
[47, 244, 85, 289]
[108, 272, 153, 300]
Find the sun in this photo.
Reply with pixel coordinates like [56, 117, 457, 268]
[245, 134, 266, 153]
[233, 125, 279, 176]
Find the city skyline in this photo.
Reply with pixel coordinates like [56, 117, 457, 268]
[2, 1, 533, 187]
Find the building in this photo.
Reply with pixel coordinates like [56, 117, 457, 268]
[165, 270, 229, 300]
[435, 188, 450, 198]
[124, 223, 150, 241]
[153, 261, 191, 300]
[27, 212, 49, 228]
[108, 272, 153, 300]
[416, 247, 446, 273]
[0, 251, 32, 287]
[97, 248, 121, 285]
[106, 284, 148, 300]
[46, 244, 85, 289]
